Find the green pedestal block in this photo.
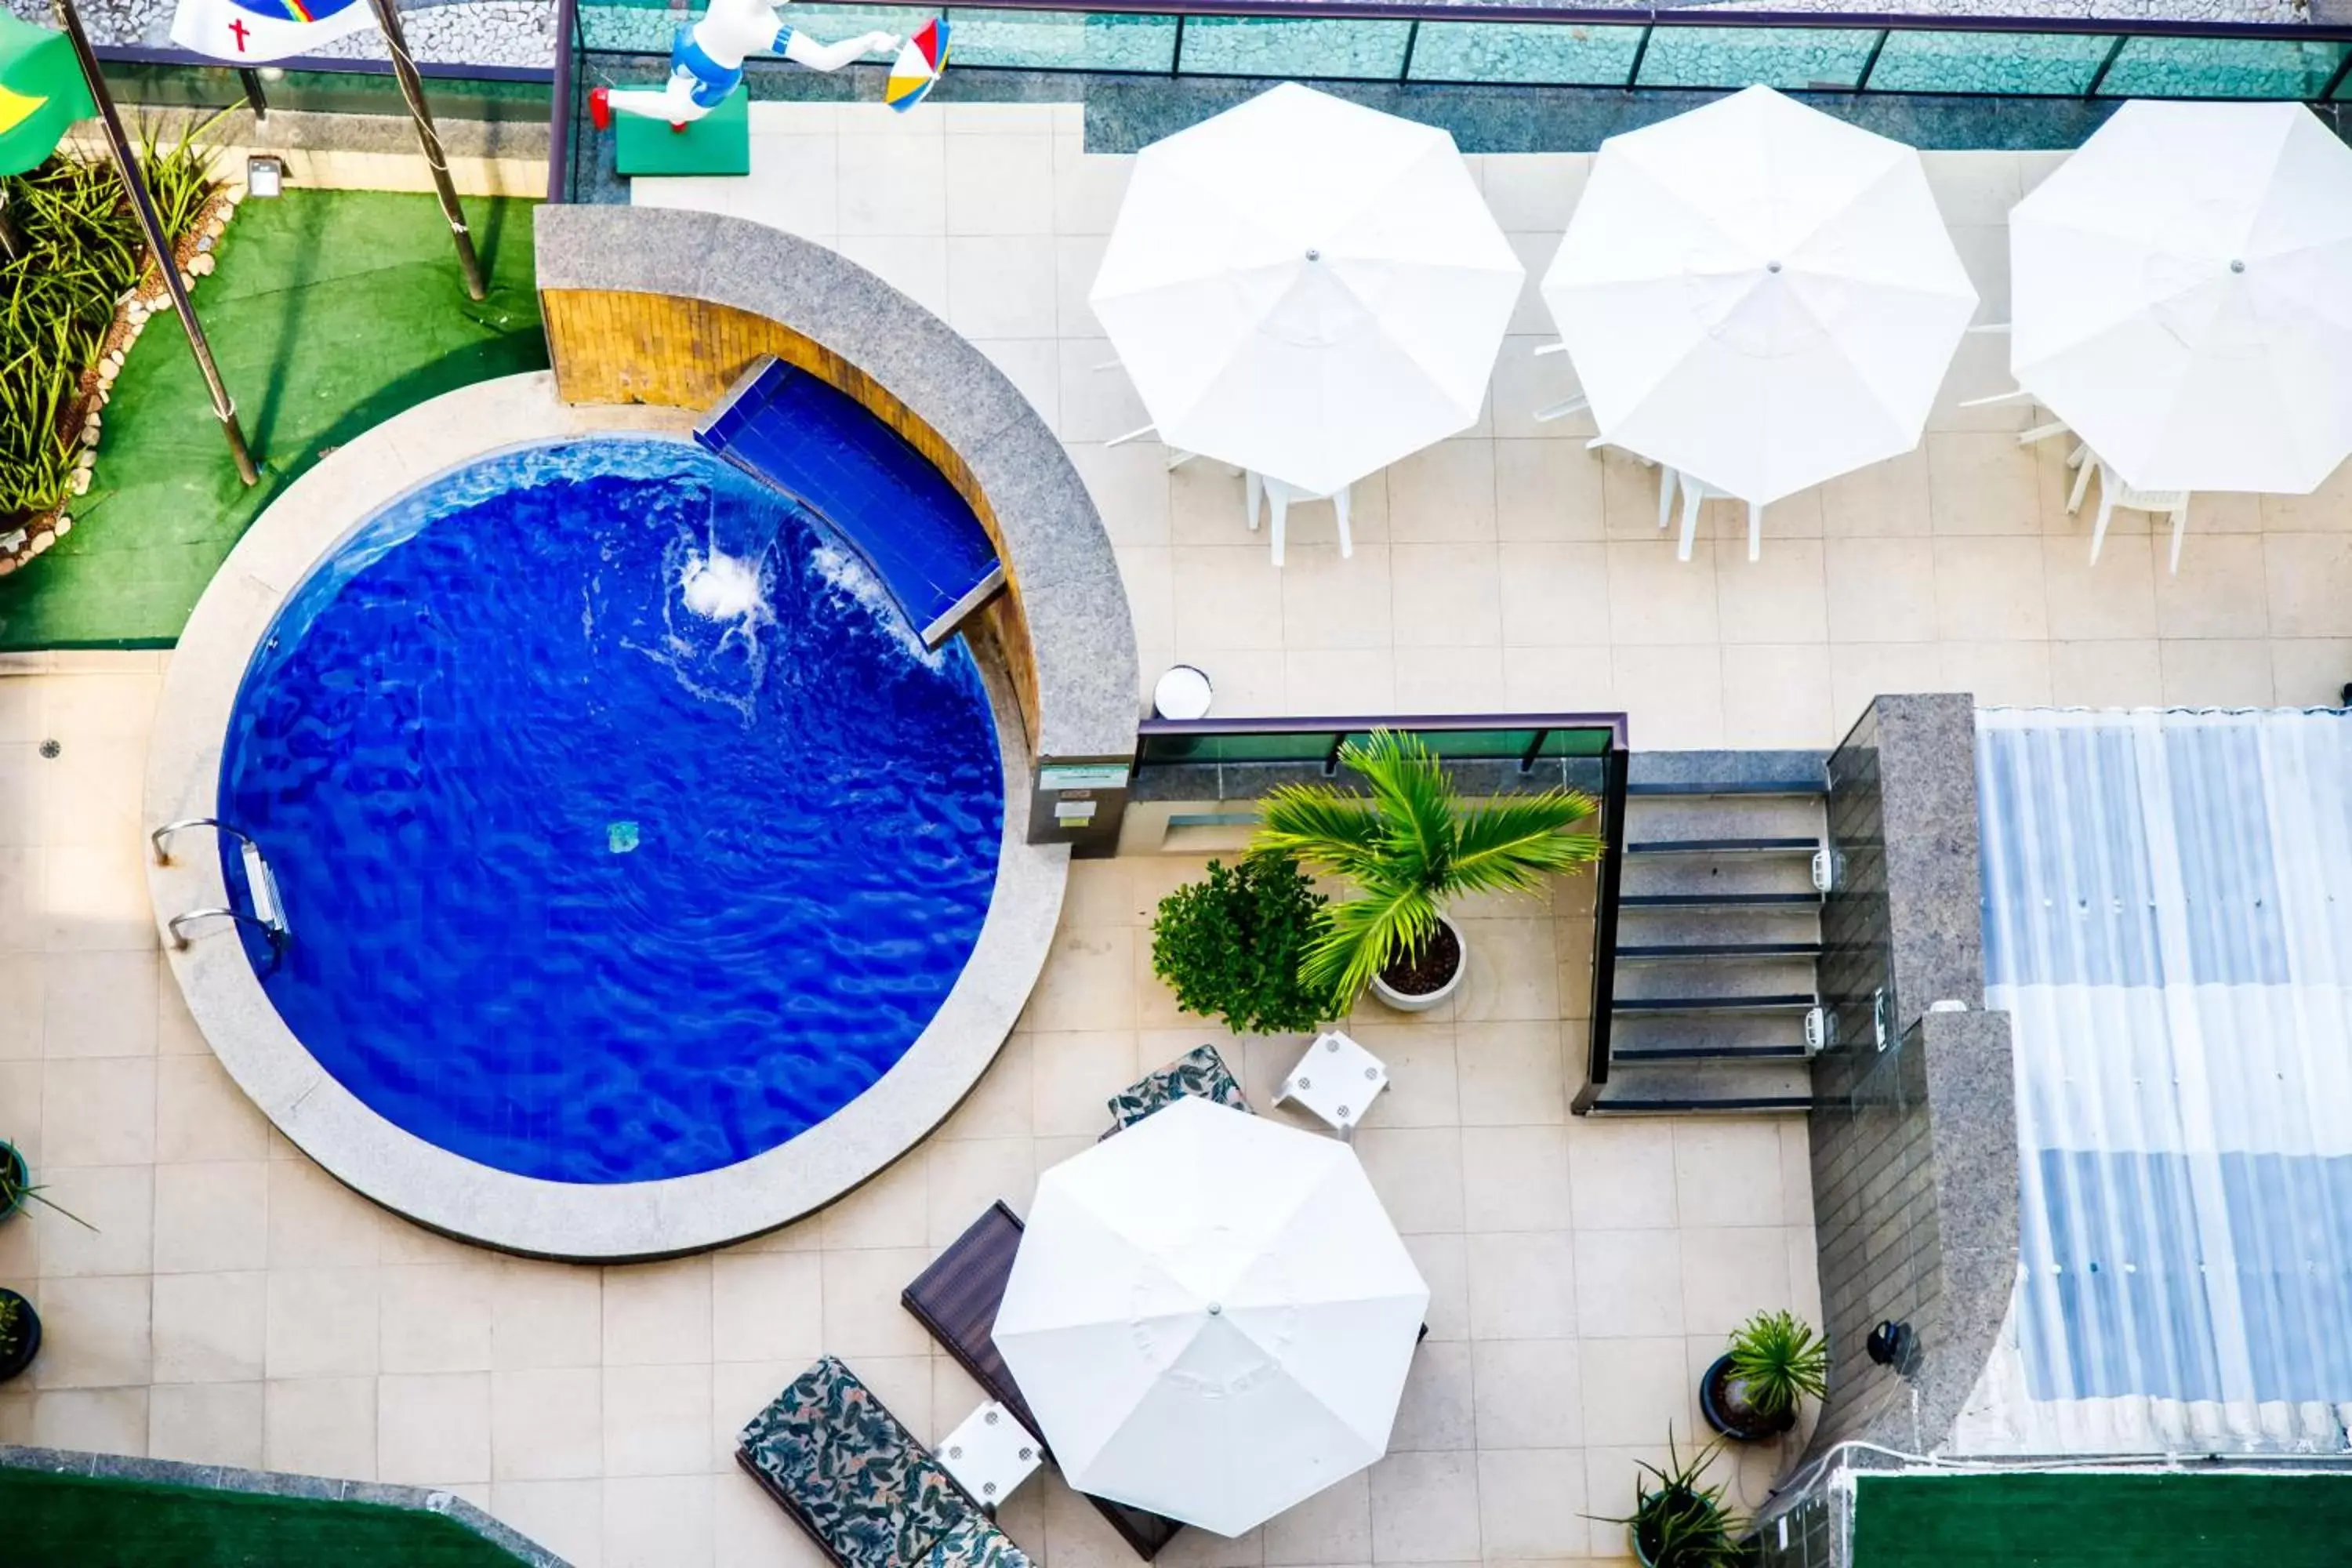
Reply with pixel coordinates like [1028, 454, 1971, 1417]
[614, 87, 750, 177]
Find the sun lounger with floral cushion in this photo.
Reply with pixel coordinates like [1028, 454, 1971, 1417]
[737, 1355, 1033, 1568]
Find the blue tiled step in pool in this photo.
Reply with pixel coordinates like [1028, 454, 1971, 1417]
[696, 356, 1006, 648]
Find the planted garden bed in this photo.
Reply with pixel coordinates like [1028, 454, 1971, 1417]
[2, 119, 233, 577]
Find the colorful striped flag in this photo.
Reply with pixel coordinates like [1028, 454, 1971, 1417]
[0, 14, 94, 177]
[170, 0, 377, 64]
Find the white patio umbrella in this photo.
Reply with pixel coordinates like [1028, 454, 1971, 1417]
[2010, 100, 2352, 495]
[1089, 81, 1523, 497]
[993, 1096, 1429, 1537]
[1543, 85, 1978, 507]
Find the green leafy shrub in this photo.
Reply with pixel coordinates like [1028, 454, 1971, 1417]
[1151, 852, 1343, 1034]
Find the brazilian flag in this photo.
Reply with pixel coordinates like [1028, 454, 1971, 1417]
[0, 14, 94, 179]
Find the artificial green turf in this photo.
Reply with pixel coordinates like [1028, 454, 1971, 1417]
[0, 1468, 537, 1566]
[0, 187, 548, 651]
[1850, 1471, 2352, 1567]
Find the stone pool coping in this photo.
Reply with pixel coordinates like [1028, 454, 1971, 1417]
[143, 372, 1068, 1261]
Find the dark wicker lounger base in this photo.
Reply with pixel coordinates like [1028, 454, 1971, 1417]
[903, 1201, 1185, 1561]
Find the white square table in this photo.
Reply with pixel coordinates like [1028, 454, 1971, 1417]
[937, 1399, 1043, 1512]
[1274, 1030, 1390, 1138]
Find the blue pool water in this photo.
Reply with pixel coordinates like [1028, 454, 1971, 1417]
[217, 437, 1004, 1185]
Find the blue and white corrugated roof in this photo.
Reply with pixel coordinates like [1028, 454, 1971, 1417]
[1962, 707, 2352, 1456]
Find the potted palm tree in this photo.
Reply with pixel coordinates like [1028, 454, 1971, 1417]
[1595, 1432, 1743, 1568]
[1701, 1308, 1828, 1442]
[1253, 729, 1602, 1012]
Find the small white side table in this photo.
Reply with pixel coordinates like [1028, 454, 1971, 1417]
[1275, 1031, 1390, 1138]
[938, 1399, 1043, 1512]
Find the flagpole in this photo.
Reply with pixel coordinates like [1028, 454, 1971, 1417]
[365, 0, 486, 301]
[236, 67, 268, 125]
[55, 0, 257, 486]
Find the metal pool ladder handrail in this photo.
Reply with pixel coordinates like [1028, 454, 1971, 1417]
[151, 818, 291, 951]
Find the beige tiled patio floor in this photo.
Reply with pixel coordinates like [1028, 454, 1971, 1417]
[5, 93, 2350, 1568]
[641, 101, 2352, 741]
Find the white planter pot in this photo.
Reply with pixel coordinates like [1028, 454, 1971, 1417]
[1369, 913, 1466, 1014]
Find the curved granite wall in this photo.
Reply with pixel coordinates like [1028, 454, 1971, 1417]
[533, 205, 1140, 848]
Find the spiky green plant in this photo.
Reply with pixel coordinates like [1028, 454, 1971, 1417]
[1594, 1432, 1743, 1568]
[0, 115, 223, 530]
[136, 107, 232, 251]
[0, 155, 134, 522]
[1250, 728, 1601, 1000]
[0, 1140, 96, 1231]
[1726, 1309, 1828, 1421]
[0, 320, 85, 516]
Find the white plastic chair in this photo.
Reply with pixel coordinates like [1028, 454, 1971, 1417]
[1660, 466, 1764, 563]
[2067, 450, 2191, 573]
[1246, 470, 1352, 568]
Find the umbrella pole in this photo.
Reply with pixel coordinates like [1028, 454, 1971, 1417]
[365, 0, 488, 302]
[55, 0, 259, 487]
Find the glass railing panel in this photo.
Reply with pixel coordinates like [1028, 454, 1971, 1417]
[2096, 35, 2350, 98]
[1136, 724, 1619, 771]
[1864, 29, 2117, 96]
[1422, 730, 1545, 761]
[1406, 20, 1646, 86]
[577, 0, 677, 54]
[1178, 16, 1416, 80]
[1636, 24, 1881, 91]
[101, 60, 549, 118]
[1539, 728, 1617, 758]
[946, 8, 1181, 72]
[1137, 731, 1334, 765]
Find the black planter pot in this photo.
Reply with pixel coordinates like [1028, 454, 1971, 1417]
[0, 1287, 41, 1383]
[1626, 1487, 1732, 1568]
[0, 1140, 26, 1222]
[1698, 1352, 1796, 1443]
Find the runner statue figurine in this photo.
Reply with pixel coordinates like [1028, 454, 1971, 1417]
[590, 0, 899, 129]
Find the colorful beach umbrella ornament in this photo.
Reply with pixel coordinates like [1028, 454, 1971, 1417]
[0, 14, 96, 178]
[886, 18, 948, 113]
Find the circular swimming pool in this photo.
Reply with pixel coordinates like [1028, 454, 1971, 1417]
[216, 437, 1004, 1185]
